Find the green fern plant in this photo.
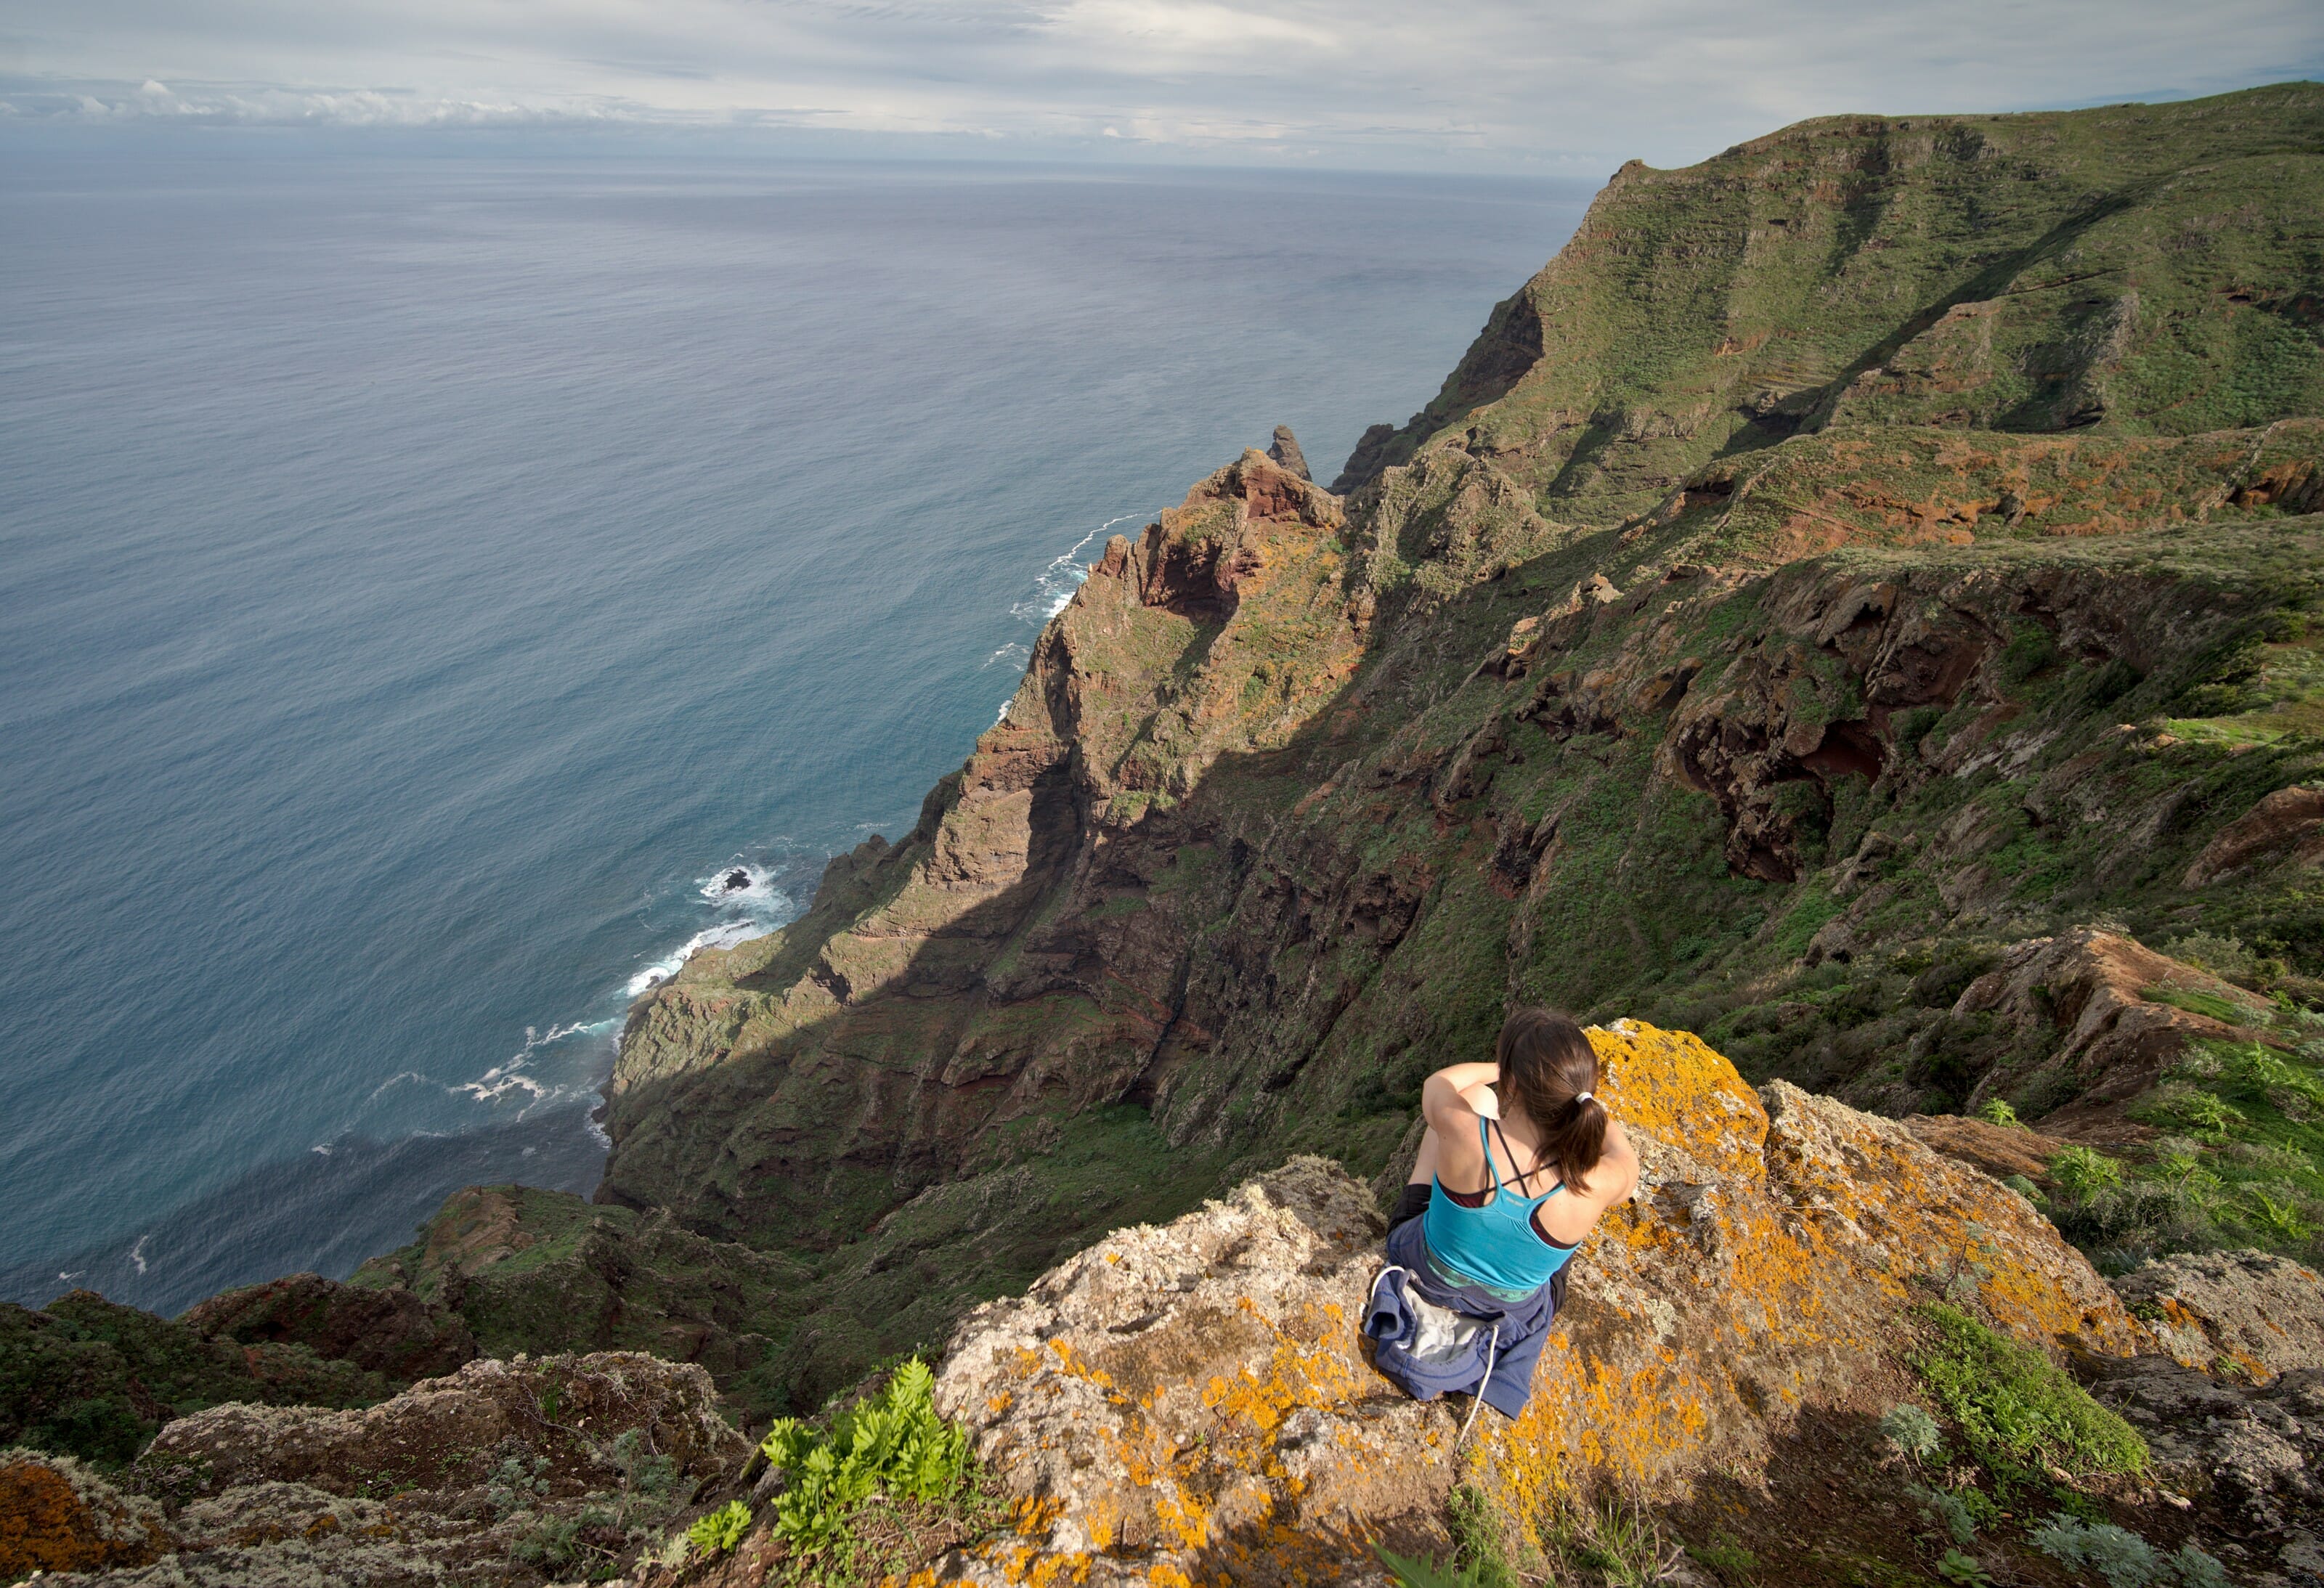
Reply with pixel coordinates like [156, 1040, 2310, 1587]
[757, 1357, 972, 1556]
[687, 1499, 753, 1558]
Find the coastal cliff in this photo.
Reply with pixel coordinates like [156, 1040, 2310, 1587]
[580, 81, 2324, 1412]
[9, 79, 2324, 1588]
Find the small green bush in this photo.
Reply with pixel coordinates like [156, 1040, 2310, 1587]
[2023, 1514, 2226, 1588]
[758, 1358, 972, 1557]
[486, 1454, 551, 1519]
[1935, 1547, 1992, 1587]
[687, 1499, 753, 1559]
[608, 1427, 678, 1499]
[2158, 933, 2259, 985]
[1908, 1481, 1996, 1546]
[1975, 1097, 2023, 1128]
[2169, 1542, 2232, 1588]
[2049, 1145, 2126, 1203]
[1910, 1305, 2148, 1481]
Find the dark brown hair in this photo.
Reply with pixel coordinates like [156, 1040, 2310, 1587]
[1495, 1008, 1606, 1194]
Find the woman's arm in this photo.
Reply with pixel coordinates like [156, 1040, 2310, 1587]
[1420, 1062, 1498, 1189]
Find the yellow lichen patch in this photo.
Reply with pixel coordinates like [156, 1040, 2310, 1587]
[1587, 1022, 1768, 1184]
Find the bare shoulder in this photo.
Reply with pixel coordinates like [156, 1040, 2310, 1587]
[1596, 1117, 1644, 1202]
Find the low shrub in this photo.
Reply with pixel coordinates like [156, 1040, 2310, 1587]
[1880, 1404, 1943, 1465]
[2049, 1146, 2124, 1202]
[686, 1499, 752, 1559]
[1908, 1481, 1997, 1547]
[1909, 1305, 2147, 1482]
[1935, 1547, 1992, 1586]
[757, 1358, 973, 1567]
[2028, 1514, 2227, 1588]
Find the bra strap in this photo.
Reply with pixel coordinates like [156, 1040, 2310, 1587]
[1492, 1116, 1541, 1196]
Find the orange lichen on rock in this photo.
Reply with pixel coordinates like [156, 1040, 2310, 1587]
[0, 1450, 168, 1579]
[928, 1024, 2137, 1587]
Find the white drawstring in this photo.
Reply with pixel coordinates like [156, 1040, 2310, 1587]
[1373, 1261, 1500, 1445]
[1458, 1323, 1500, 1446]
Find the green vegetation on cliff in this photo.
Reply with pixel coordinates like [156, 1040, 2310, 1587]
[0, 1292, 391, 1466]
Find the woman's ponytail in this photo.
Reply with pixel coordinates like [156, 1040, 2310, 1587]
[1495, 1008, 1606, 1194]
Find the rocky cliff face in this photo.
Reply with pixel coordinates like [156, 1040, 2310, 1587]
[1332, 84, 2324, 519]
[573, 84, 2324, 1417]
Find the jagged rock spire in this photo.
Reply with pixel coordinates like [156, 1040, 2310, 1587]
[1266, 423, 1311, 481]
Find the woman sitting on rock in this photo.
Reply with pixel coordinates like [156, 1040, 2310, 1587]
[1364, 1008, 1639, 1430]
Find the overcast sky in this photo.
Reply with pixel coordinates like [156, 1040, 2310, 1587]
[4, 0, 2320, 171]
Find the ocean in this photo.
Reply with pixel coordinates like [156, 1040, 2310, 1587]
[0, 149, 1586, 1314]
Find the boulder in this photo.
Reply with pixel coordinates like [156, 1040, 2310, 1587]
[1904, 1113, 2065, 1184]
[1266, 424, 1312, 482]
[930, 1022, 2136, 1587]
[2113, 1247, 2324, 1382]
[2182, 783, 2324, 887]
[1950, 929, 2267, 1141]
[138, 1351, 749, 1502]
[2088, 1355, 2324, 1539]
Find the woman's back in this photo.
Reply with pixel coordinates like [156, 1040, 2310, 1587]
[1422, 1114, 1581, 1294]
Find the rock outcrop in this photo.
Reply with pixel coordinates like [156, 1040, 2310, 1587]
[1, 1290, 394, 1468]
[0, 1449, 169, 1581]
[2116, 1248, 2324, 1382]
[352, 1185, 808, 1420]
[182, 1271, 477, 1384]
[1947, 929, 2275, 1142]
[140, 1351, 747, 1502]
[7, 1353, 751, 1587]
[1266, 425, 1311, 482]
[928, 1022, 2137, 1586]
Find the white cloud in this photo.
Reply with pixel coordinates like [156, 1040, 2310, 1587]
[0, 0, 2317, 167]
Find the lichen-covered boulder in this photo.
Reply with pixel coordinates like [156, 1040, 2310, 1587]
[930, 1022, 2139, 1587]
[2113, 1248, 2324, 1382]
[20, 1351, 759, 1585]
[0, 1447, 170, 1579]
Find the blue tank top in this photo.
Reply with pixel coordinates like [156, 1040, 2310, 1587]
[1422, 1115, 1580, 1296]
